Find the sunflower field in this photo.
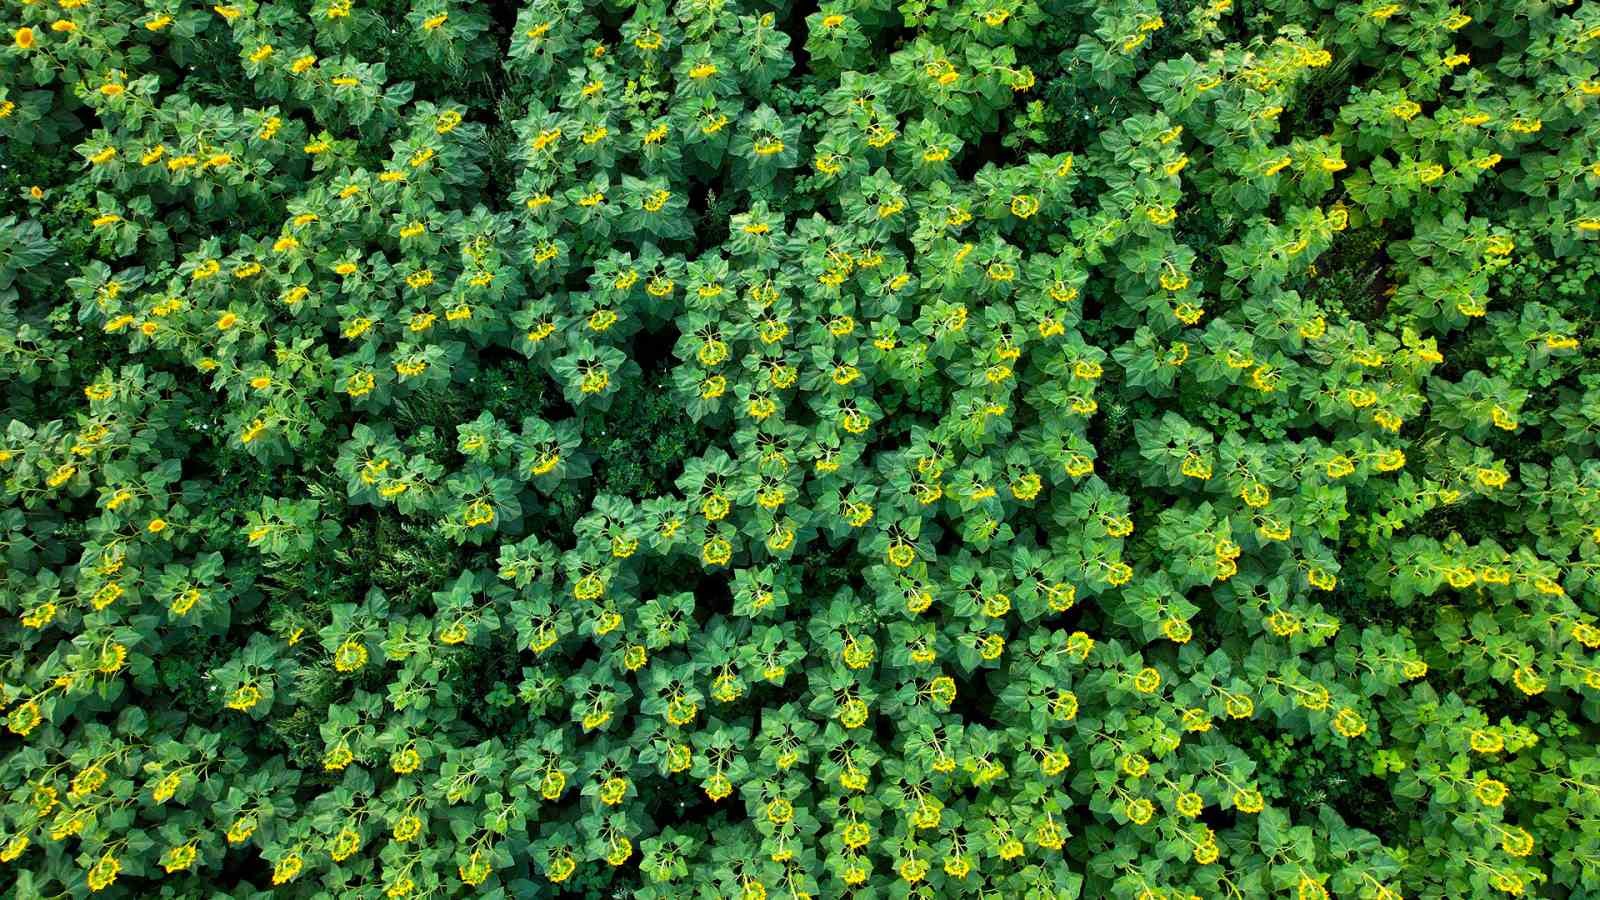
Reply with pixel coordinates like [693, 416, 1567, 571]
[2, 0, 1600, 897]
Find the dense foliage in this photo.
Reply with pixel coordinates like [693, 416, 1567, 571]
[3, 0, 1600, 897]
